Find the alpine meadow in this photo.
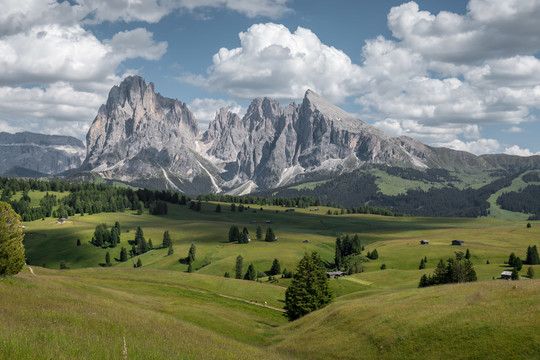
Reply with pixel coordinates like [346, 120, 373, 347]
[2, 0, 540, 359]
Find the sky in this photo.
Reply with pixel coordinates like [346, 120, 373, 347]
[1, 0, 540, 156]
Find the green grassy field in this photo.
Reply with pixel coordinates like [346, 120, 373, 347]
[2, 193, 540, 359]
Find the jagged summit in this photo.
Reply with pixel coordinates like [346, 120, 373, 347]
[79, 76, 540, 195]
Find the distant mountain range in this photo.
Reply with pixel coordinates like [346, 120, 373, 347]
[3, 76, 540, 210]
[0, 132, 85, 177]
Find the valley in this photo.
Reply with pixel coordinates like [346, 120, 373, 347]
[2, 187, 539, 359]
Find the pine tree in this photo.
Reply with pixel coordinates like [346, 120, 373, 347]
[76, 238, 81, 246]
[188, 243, 196, 263]
[244, 263, 256, 280]
[196, 200, 202, 211]
[265, 227, 276, 242]
[230, 203, 236, 212]
[526, 245, 540, 265]
[465, 248, 471, 259]
[215, 204, 221, 213]
[187, 263, 193, 273]
[0, 202, 25, 276]
[508, 252, 516, 267]
[110, 227, 119, 248]
[514, 257, 523, 271]
[148, 239, 153, 249]
[136, 258, 142, 268]
[114, 221, 121, 233]
[334, 238, 342, 269]
[380, 263, 387, 270]
[527, 266, 535, 279]
[120, 247, 128, 262]
[511, 268, 519, 280]
[229, 225, 240, 242]
[162, 230, 171, 248]
[256, 226, 263, 241]
[105, 251, 111, 267]
[235, 255, 244, 279]
[167, 242, 174, 256]
[527, 222, 532, 228]
[418, 274, 430, 287]
[419, 258, 426, 269]
[284, 252, 333, 320]
[269, 258, 281, 275]
[370, 249, 378, 260]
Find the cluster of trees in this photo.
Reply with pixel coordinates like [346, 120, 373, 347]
[0, 177, 189, 221]
[497, 185, 540, 219]
[199, 193, 319, 209]
[508, 245, 539, 280]
[284, 252, 333, 320]
[91, 222, 121, 248]
[419, 252, 477, 287]
[130, 226, 151, 256]
[232, 255, 257, 280]
[188, 200, 202, 211]
[228, 226, 250, 244]
[334, 234, 362, 269]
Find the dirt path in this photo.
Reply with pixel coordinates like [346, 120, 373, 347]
[27, 265, 36, 276]
[217, 293, 286, 312]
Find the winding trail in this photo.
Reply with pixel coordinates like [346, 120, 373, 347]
[27, 265, 36, 276]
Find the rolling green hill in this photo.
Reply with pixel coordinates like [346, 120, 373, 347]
[2, 188, 540, 359]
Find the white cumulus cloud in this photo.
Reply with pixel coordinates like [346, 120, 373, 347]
[504, 145, 540, 157]
[182, 23, 364, 103]
[189, 98, 245, 129]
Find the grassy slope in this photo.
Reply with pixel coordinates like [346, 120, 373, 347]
[273, 279, 540, 360]
[485, 171, 540, 220]
[6, 191, 540, 359]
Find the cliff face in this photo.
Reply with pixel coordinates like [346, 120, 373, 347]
[81, 76, 539, 194]
[82, 76, 214, 192]
[0, 132, 85, 176]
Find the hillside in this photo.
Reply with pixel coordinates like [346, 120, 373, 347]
[3, 267, 539, 359]
[2, 185, 540, 359]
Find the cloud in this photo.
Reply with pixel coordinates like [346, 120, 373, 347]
[189, 98, 245, 129]
[182, 23, 364, 103]
[0, 82, 103, 140]
[504, 126, 524, 133]
[442, 139, 500, 155]
[504, 145, 540, 157]
[0, 25, 166, 88]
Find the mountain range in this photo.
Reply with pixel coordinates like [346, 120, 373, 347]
[4, 75, 540, 201]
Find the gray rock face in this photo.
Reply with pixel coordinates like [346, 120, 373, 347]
[0, 132, 85, 176]
[204, 89, 441, 190]
[83, 76, 540, 195]
[83, 76, 209, 191]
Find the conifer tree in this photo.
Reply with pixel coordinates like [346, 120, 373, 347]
[526, 245, 539, 265]
[76, 238, 81, 246]
[511, 268, 519, 280]
[136, 258, 142, 268]
[162, 230, 171, 248]
[508, 252, 516, 267]
[269, 258, 281, 276]
[256, 226, 263, 241]
[265, 227, 276, 242]
[235, 255, 243, 279]
[224, 271, 230, 278]
[514, 257, 523, 271]
[215, 204, 221, 213]
[188, 243, 196, 263]
[527, 266, 535, 279]
[187, 263, 193, 273]
[229, 225, 240, 242]
[465, 248, 471, 259]
[284, 252, 333, 320]
[105, 251, 111, 267]
[419, 258, 426, 269]
[244, 264, 256, 280]
[0, 202, 25, 276]
[168, 242, 174, 256]
[120, 247, 128, 262]
[148, 239, 153, 249]
[334, 238, 342, 269]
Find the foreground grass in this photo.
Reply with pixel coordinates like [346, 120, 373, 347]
[1, 267, 538, 359]
[273, 279, 540, 360]
[0, 267, 289, 360]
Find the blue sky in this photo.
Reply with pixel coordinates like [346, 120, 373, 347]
[1, 0, 540, 156]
